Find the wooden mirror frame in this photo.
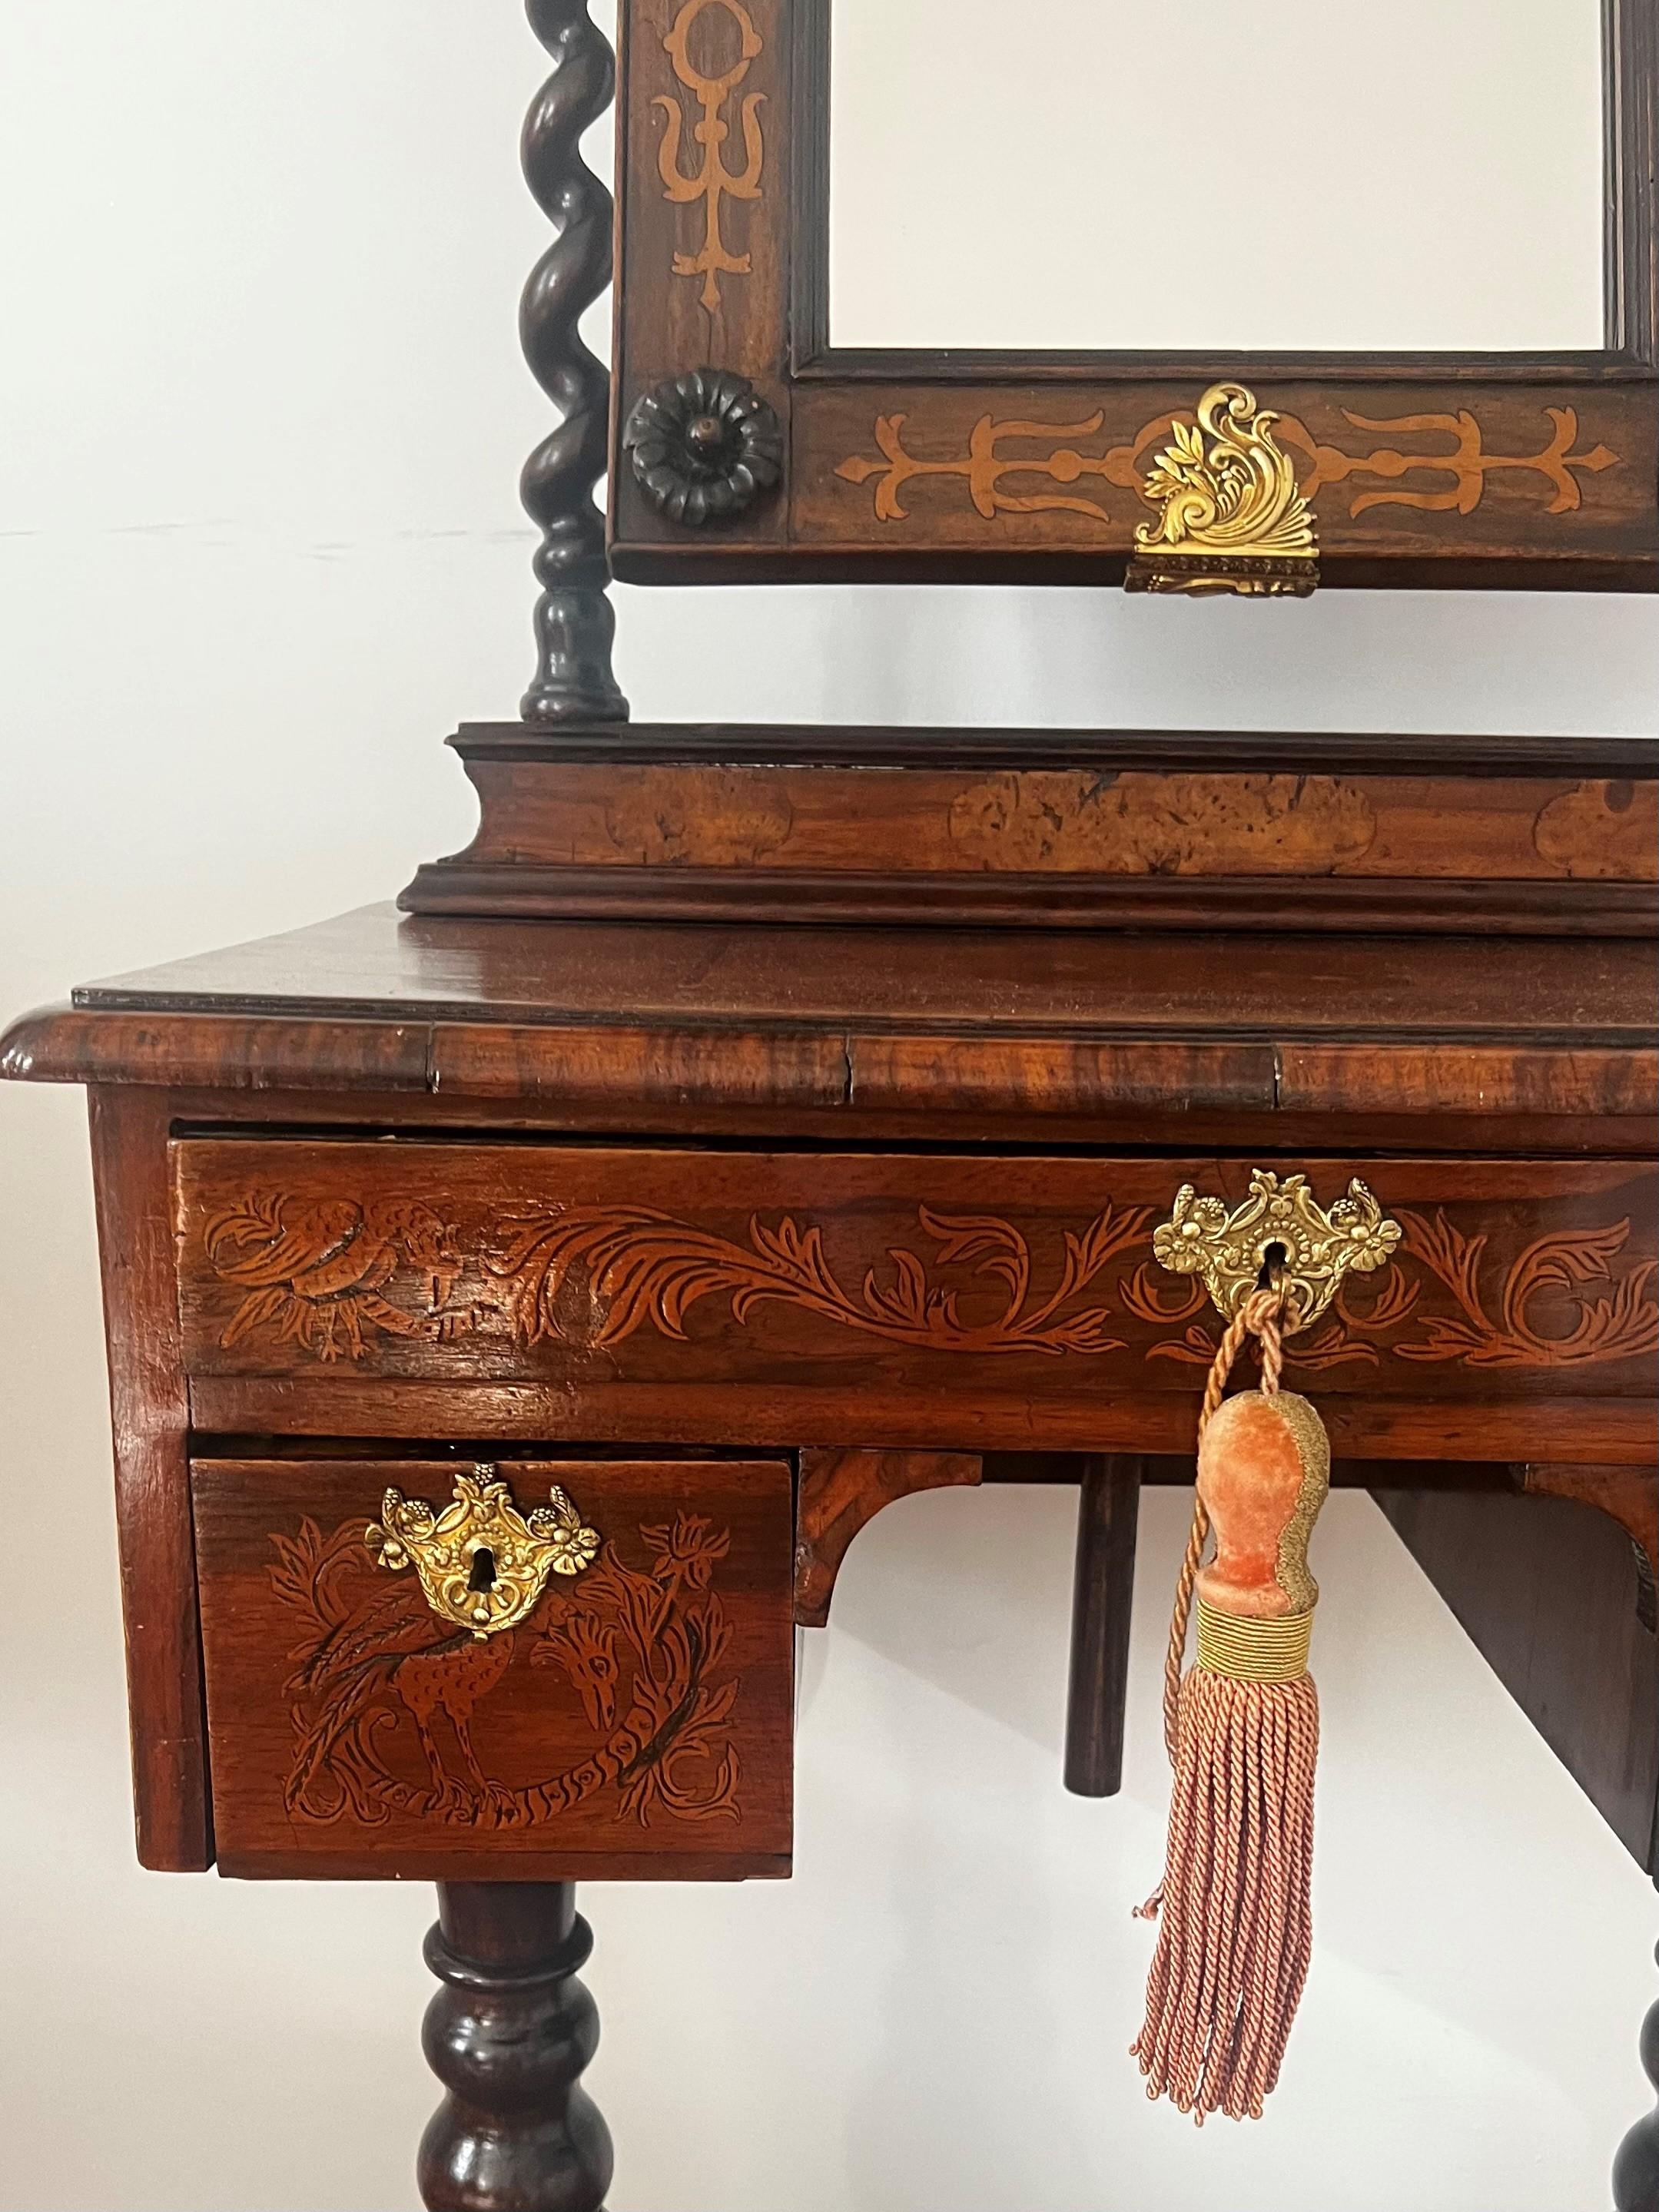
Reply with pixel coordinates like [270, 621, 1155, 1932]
[609, 0, 1658, 593]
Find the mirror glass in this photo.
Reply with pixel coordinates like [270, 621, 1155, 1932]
[828, 0, 1606, 353]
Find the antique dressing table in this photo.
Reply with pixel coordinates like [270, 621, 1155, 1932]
[5, 3, 1658, 2207]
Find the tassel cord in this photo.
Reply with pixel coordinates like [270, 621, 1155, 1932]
[1133, 1275, 1326, 2124]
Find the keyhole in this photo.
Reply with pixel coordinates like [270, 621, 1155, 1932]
[1256, 1240, 1289, 1289]
[468, 1547, 498, 1593]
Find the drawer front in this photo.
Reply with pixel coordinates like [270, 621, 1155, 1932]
[173, 1142, 1658, 1455]
[192, 1458, 794, 1879]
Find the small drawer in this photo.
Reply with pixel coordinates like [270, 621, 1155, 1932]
[191, 1457, 794, 1880]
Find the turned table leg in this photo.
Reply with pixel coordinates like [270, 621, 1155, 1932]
[1616, 1947, 1659, 2212]
[419, 1883, 613, 2212]
[1063, 1455, 1145, 1797]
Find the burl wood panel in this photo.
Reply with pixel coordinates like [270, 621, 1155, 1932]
[191, 1459, 794, 1880]
[443, 759, 1659, 880]
[171, 1146, 1659, 1459]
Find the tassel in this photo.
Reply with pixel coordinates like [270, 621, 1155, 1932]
[1132, 1285, 1330, 2123]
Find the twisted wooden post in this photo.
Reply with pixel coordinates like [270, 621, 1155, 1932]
[519, 0, 629, 725]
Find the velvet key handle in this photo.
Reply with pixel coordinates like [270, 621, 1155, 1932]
[1133, 1370, 1331, 2125]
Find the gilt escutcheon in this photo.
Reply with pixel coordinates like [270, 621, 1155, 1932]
[367, 1467, 600, 1639]
[1153, 1171, 1400, 1329]
[1126, 383, 1319, 598]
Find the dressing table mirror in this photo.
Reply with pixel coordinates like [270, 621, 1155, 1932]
[3, 4, 1657, 2209]
[610, 0, 1657, 591]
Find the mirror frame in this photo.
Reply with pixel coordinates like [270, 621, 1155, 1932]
[609, 0, 1657, 592]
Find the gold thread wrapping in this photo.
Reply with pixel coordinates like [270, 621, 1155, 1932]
[1196, 1597, 1314, 1683]
[1266, 1389, 1331, 1613]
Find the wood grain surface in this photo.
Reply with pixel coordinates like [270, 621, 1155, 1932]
[88, 1091, 212, 1870]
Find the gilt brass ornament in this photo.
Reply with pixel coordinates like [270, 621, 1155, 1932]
[1153, 1171, 1400, 1329]
[367, 1467, 600, 1639]
[1126, 383, 1319, 598]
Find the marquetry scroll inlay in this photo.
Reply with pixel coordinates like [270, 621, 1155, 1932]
[1150, 1212, 1659, 1373]
[201, 1186, 1656, 1380]
[1388, 1211, 1659, 1369]
[655, 0, 765, 313]
[488, 1203, 1153, 1355]
[835, 404, 1621, 533]
[271, 1508, 742, 1829]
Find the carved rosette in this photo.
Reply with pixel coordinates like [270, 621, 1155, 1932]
[624, 369, 783, 525]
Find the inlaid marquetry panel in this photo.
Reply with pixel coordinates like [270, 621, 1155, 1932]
[192, 1458, 794, 1879]
[172, 1146, 1658, 1421]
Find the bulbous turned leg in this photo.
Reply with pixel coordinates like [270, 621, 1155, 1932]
[1616, 1948, 1659, 2212]
[419, 1883, 613, 2212]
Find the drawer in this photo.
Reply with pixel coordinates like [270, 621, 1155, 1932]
[173, 1142, 1658, 1459]
[191, 1457, 794, 1880]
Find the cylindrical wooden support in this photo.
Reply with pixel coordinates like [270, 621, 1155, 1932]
[1615, 1948, 1659, 2212]
[420, 1882, 613, 2212]
[1063, 1455, 1145, 1797]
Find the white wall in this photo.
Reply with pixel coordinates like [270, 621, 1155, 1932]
[1, 7, 1655, 2210]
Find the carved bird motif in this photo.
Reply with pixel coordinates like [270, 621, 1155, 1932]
[205, 1192, 476, 1361]
[278, 1548, 517, 1823]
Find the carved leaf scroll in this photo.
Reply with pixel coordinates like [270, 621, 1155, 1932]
[1389, 1211, 1659, 1368]
[486, 1201, 1153, 1355]
[201, 1188, 1656, 1379]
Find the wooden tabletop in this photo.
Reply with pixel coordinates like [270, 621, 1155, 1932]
[2, 902, 1653, 1138]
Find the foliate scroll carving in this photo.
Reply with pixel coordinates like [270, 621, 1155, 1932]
[487, 1202, 1153, 1355]
[200, 1185, 1657, 1381]
[1124, 383, 1319, 597]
